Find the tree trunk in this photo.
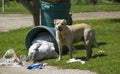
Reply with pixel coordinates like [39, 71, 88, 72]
[33, 0, 40, 26]
[19, 0, 40, 26]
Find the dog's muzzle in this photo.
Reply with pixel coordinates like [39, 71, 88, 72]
[57, 26, 62, 32]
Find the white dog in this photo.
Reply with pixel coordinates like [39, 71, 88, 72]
[54, 19, 99, 60]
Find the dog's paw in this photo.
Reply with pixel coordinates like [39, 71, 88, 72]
[56, 59, 60, 61]
[56, 57, 61, 61]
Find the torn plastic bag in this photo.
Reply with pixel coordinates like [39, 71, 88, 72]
[0, 49, 20, 66]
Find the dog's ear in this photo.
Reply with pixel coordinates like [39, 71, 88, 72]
[53, 19, 57, 25]
[62, 19, 67, 25]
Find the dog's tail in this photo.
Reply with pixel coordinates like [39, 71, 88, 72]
[91, 31, 105, 53]
[89, 30, 100, 49]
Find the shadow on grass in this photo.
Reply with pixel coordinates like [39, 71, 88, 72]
[74, 42, 107, 61]
[92, 53, 107, 59]
[74, 42, 107, 50]
[110, 18, 120, 23]
[76, 53, 107, 61]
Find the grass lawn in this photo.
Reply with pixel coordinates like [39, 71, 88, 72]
[0, 18, 120, 74]
[71, 4, 120, 12]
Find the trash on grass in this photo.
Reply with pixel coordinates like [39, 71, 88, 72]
[98, 50, 105, 53]
[27, 63, 47, 70]
[0, 49, 26, 67]
[67, 58, 86, 64]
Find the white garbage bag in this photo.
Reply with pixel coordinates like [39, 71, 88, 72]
[32, 32, 55, 44]
[28, 41, 58, 62]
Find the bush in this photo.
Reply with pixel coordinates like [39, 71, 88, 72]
[71, 0, 120, 5]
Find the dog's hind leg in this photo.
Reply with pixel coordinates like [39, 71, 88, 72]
[84, 29, 93, 59]
[85, 40, 92, 59]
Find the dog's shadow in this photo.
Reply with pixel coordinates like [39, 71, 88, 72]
[74, 42, 107, 60]
[74, 42, 107, 50]
[76, 53, 107, 61]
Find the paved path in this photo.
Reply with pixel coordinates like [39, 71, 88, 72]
[0, 64, 96, 74]
[72, 11, 120, 20]
[0, 11, 120, 32]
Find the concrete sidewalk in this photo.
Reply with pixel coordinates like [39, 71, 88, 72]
[0, 11, 120, 31]
[72, 11, 120, 20]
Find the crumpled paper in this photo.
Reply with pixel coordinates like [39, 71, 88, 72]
[67, 58, 85, 64]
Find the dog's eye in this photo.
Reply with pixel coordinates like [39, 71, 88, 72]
[56, 23, 59, 25]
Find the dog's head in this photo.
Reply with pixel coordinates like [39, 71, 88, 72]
[54, 19, 67, 32]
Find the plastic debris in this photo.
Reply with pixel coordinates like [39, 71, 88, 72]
[67, 58, 86, 64]
[98, 50, 105, 53]
[0, 49, 25, 67]
[27, 63, 47, 70]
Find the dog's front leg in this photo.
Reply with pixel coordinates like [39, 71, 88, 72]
[58, 44, 63, 61]
[67, 44, 73, 59]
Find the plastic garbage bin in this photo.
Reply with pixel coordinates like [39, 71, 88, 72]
[25, 26, 58, 52]
[40, 1, 71, 27]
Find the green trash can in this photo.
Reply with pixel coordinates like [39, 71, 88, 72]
[25, 26, 58, 52]
[40, 1, 71, 27]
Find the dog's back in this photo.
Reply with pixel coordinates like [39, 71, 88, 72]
[68, 23, 93, 42]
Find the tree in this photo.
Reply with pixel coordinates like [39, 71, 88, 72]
[19, 0, 40, 26]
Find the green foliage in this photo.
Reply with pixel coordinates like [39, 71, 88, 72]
[0, 1, 29, 14]
[0, 1, 120, 14]
[71, 0, 120, 5]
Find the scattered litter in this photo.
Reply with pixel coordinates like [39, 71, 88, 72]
[0, 49, 26, 67]
[67, 58, 86, 64]
[98, 50, 105, 53]
[27, 63, 47, 70]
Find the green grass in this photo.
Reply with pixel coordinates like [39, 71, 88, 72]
[0, 27, 31, 57]
[0, 18, 120, 74]
[71, 4, 120, 12]
[0, 1, 120, 14]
